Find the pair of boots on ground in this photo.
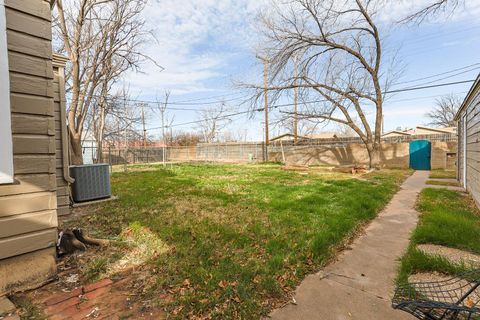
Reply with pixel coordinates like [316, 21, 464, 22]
[57, 228, 106, 256]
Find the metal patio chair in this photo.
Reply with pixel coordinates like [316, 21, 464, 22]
[392, 269, 480, 319]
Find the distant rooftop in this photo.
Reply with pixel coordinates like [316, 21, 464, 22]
[382, 126, 456, 138]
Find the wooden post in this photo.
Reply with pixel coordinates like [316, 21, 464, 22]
[141, 103, 147, 148]
[263, 60, 269, 161]
[294, 55, 298, 145]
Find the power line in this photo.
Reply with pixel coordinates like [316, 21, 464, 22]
[167, 94, 249, 106]
[384, 91, 468, 104]
[147, 109, 261, 130]
[93, 63, 479, 111]
[386, 79, 474, 94]
[144, 79, 475, 131]
[402, 24, 480, 46]
[167, 92, 246, 104]
[394, 62, 480, 86]
[89, 94, 247, 110]
[89, 76, 477, 133]
[400, 67, 480, 90]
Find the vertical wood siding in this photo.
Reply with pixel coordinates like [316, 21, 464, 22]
[459, 84, 480, 206]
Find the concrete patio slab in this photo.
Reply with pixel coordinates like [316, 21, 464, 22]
[269, 171, 429, 320]
[427, 178, 458, 184]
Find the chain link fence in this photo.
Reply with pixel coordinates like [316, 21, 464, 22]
[81, 133, 457, 167]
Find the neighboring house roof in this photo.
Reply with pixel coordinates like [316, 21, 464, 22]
[307, 132, 338, 139]
[455, 72, 480, 121]
[382, 130, 412, 137]
[382, 126, 456, 138]
[270, 132, 338, 142]
[270, 133, 307, 142]
[415, 126, 457, 134]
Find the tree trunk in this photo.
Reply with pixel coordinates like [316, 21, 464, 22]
[367, 143, 380, 169]
[95, 107, 106, 163]
[70, 134, 84, 165]
[96, 138, 103, 163]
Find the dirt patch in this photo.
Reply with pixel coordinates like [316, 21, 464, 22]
[17, 276, 166, 319]
[417, 244, 480, 266]
[11, 223, 170, 319]
[12, 248, 168, 320]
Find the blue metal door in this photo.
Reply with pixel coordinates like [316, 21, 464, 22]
[409, 140, 431, 170]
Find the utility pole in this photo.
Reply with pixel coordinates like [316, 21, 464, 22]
[123, 100, 128, 173]
[156, 91, 170, 167]
[264, 61, 269, 149]
[140, 103, 147, 148]
[293, 55, 298, 145]
[161, 106, 166, 166]
[257, 55, 269, 162]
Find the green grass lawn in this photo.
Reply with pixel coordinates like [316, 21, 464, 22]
[397, 188, 480, 284]
[72, 164, 409, 319]
[429, 169, 457, 179]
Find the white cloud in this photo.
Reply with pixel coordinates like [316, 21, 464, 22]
[125, 0, 267, 97]
[379, 0, 480, 23]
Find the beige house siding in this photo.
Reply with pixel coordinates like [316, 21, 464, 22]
[456, 75, 480, 207]
[53, 55, 72, 216]
[465, 90, 480, 205]
[457, 116, 465, 184]
[0, 0, 57, 295]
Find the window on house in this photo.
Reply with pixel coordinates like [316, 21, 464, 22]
[0, 1, 14, 184]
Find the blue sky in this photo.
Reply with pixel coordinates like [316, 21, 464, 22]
[124, 0, 480, 141]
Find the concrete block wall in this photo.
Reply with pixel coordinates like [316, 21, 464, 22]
[270, 141, 457, 169]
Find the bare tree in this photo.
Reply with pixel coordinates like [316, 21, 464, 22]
[252, 0, 397, 168]
[275, 114, 323, 137]
[426, 94, 462, 127]
[55, 0, 156, 164]
[169, 132, 203, 146]
[89, 88, 143, 152]
[399, 0, 464, 24]
[196, 102, 232, 143]
[154, 91, 174, 166]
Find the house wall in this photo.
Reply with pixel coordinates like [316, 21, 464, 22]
[53, 56, 72, 216]
[458, 85, 480, 205]
[0, 0, 57, 295]
[457, 116, 465, 185]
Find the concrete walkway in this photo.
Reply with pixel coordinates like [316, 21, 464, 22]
[270, 171, 429, 320]
[425, 184, 466, 192]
